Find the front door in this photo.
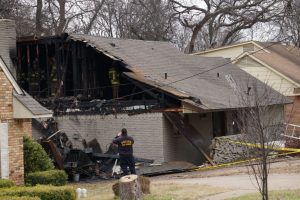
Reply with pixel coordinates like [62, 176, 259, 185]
[212, 112, 226, 137]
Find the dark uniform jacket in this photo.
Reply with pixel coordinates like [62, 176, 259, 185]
[113, 135, 134, 156]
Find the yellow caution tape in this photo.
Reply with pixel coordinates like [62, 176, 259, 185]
[191, 139, 300, 172]
[192, 151, 299, 172]
[228, 140, 300, 152]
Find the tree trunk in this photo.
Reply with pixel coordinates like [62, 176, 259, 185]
[119, 175, 143, 200]
[35, 0, 43, 36]
[56, 0, 66, 35]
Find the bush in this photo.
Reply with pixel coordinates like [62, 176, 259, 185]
[23, 136, 54, 174]
[0, 196, 41, 200]
[0, 179, 15, 188]
[0, 185, 75, 200]
[25, 170, 68, 186]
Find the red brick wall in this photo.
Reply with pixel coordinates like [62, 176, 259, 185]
[0, 70, 32, 185]
[284, 96, 300, 125]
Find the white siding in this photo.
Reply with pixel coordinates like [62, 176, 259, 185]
[200, 44, 263, 60]
[236, 56, 297, 96]
[201, 46, 243, 60]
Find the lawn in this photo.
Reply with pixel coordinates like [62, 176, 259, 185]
[70, 180, 229, 200]
[229, 190, 300, 200]
[70, 180, 300, 200]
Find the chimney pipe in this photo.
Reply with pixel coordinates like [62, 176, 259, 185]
[0, 19, 16, 77]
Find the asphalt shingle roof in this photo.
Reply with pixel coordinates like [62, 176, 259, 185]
[13, 91, 52, 116]
[69, 34, 290, 110]
[254, 42, 300, 85]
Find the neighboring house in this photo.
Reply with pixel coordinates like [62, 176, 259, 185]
[0, 19, 52, 185]
[194, 41, 300, 125]
[16, 35, 288, 166]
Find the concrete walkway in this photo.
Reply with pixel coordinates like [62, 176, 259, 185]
[155, 173, 300, 200]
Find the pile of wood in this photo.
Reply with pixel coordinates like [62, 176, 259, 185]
[210, 135, 248, 164]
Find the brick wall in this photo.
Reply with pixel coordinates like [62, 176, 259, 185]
[0, 70, 13, 119]
[285, 96, 300, 125]
[8, 119, 31, 185]
[0, 70, 31, 185]
[56, 113, 165, 163]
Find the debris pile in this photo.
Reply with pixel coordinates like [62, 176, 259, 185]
[34, 118, 154, 181]
[210, 135, 248, 164]
[38, 98, 160, 115]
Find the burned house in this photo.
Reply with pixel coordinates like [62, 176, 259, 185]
[16, 34, 289, 165]
[0, 19, 52, 185]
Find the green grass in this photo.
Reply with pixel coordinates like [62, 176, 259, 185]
[229, 189, 300, 200]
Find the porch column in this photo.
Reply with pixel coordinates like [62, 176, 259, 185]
[0, 123, 9, 179]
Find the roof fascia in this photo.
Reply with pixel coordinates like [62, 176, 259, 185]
[193, 41, 269, 55]
[13, 96, 52, 118]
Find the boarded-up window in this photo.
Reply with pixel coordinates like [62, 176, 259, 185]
[243, 44, 255, 52]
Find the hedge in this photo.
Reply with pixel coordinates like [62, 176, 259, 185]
[0, 185, 75, 200]
[0, 196, 41, 200]
[25, 170, 68, 186]
[0, 179, 14, 188]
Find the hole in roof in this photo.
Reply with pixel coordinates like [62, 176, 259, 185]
[110, 43, 116, 47]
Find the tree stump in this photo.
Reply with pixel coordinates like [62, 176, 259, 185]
[119, 174, 143, 200]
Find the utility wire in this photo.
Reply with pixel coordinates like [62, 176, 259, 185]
[106, 38, 291, 102]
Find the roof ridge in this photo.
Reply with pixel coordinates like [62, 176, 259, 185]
[70, 33, 171, 43]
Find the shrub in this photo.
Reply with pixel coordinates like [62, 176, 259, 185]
[25, 170, 68, 186]
[23, 136, 54, 174]
[0, 185, 75, 200]
[0, 179, 14, 188]
[0, 196, 41, 200]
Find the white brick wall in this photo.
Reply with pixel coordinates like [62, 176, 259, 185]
[55, 113, 165, 163]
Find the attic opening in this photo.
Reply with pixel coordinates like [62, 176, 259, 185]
[16, 36, 181, 115]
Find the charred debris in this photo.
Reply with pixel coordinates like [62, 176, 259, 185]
[17, 34, 182, 116]
[34, 118, 154, 180]
[18, 34, 184, 180]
